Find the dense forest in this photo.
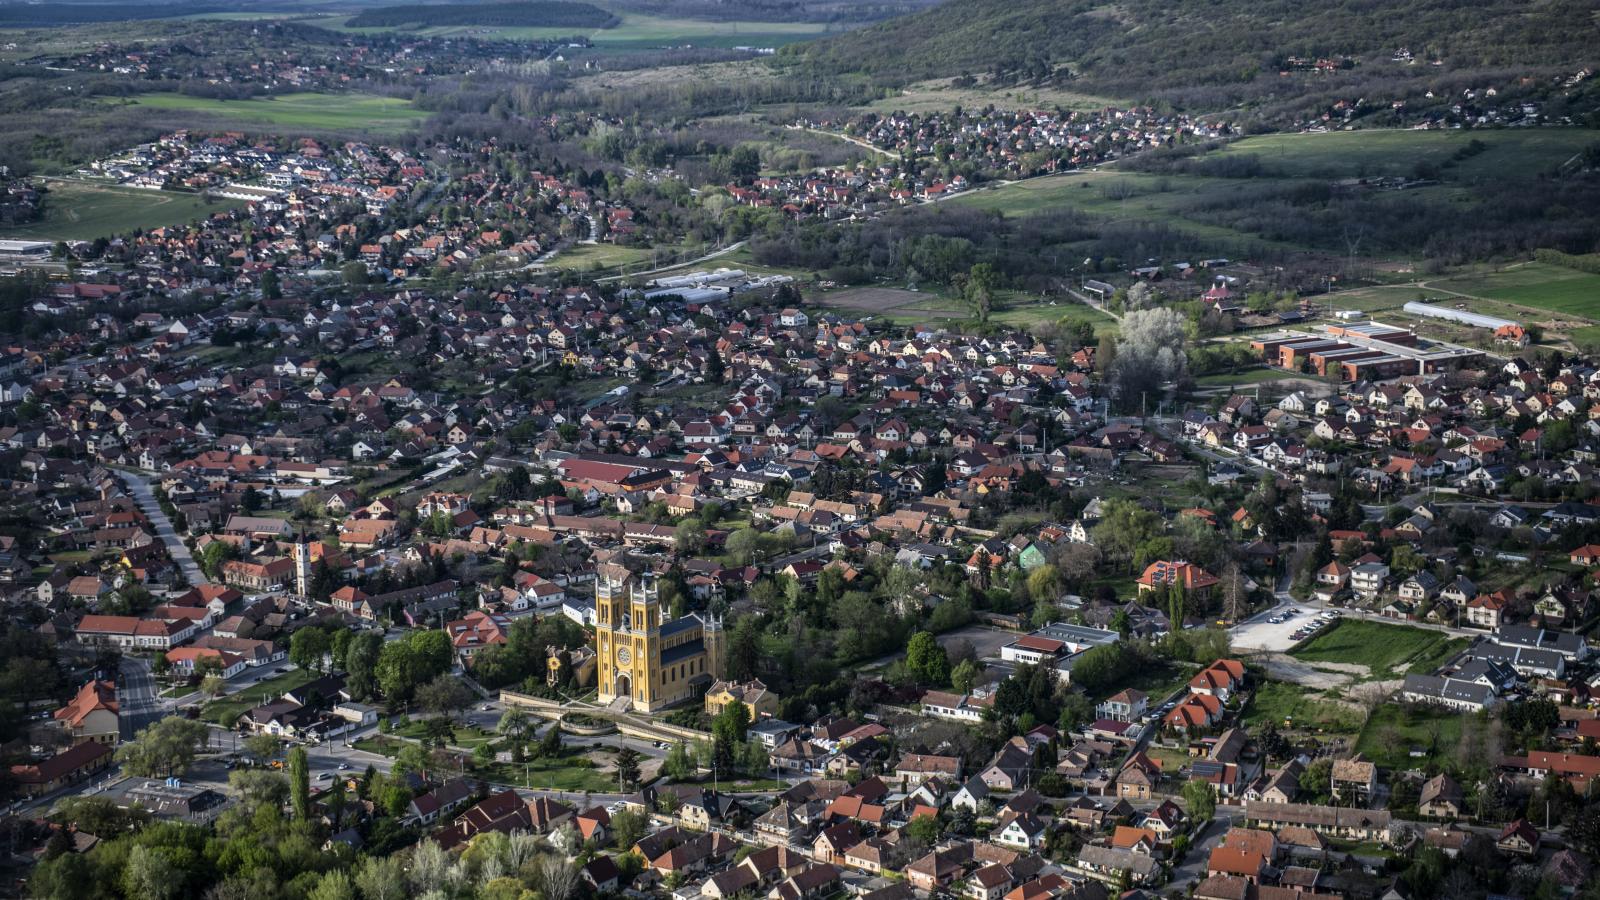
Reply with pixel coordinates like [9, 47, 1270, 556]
[347, 1, 618, 29]
[780, 0, 1600, 99]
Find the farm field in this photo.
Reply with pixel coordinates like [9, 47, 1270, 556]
[1291, 619, 1467, 677]
[110, 92, 426, 133]
[1433, 261, 1600, 319]
[0, 179, 241, 241]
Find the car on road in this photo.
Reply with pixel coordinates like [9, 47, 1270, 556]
[317, 773, 333, 781]
[482, 704, 493, 711]
[338, 763, 351, 770]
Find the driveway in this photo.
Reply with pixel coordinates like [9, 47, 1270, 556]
[119, 470, 207, 586]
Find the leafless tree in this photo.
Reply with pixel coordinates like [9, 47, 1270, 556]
[538, 855, 581, 900]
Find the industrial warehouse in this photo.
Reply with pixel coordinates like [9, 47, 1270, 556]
[1249, 320, 1486, 381]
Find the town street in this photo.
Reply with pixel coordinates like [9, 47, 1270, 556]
[118, 469, 208, 587]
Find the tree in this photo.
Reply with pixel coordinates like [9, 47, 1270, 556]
[951, 658, 981, 694]
[198, 540, 237, 582]
[116, 716, 209, 778]
[1108, 307, 1188, 411]
[344, 631, 383, 701]
[498, 706, 531, 742]
[290, 627, 332, 674]
[906, 631, 951, 686]
[616, 746, 642, 790]
[417, 673, 474, 720]
[963, 262, 997, 323]
[244, 732, 280, 762]
[309, 871, 355, 900]
[200, 673, 227, 698]
[288, 745, 311, 820]
[611, 807, 648, 850]
[712, 701, 751, 774]
[663, 742, 695, 780]
[538, 856, 580, 900]
[907, 812, 942, 845]
[123, 844, 180, 900]
[1182, 779, 1216, 821]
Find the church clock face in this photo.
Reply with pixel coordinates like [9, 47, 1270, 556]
[616, 646, 632, 666]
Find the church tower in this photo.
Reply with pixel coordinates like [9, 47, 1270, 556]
[703, 613, 725, 681]
[293, 534, 312, 599]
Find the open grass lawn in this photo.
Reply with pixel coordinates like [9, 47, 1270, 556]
[1194, 367, 1308, 388]
[551, 242, 656, 271]
[391, 719, 499, 749]
[1354, 702, 1465, 769]
[1, 179, 241, 242]
[113, 92, 425, 133]
[1241, 680, 1366, 735]
[1435, 261, 1600, 321]
[201, 668, 318, 725]
[1291, 620, 1466, 676]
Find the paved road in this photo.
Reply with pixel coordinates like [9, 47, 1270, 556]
[118, 656, 166, 739]
[119, 469, 207, 586]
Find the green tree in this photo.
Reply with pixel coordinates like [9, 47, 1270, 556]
[907, 812, 942, 845]
[344, 631, 383, 701]
[951, 658, 981, 695]
[288, 745, 310, 820]
[1182, 779, 1216, 821]
[963, 262, 998, 323]
[116, 716, 209, 778]
[616, 747, 642, 790]
[610, 808, 648, 850]
[663, 742, 695, 780]
[290, 627, 331, 674]
[906, 631, 951, 685]
[712, 701, 751, 774]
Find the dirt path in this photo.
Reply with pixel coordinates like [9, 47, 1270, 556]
[1254, 653, 1368, 690]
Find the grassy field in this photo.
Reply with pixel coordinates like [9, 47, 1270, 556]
[1213, 128, 1597, 183]
[1433, 261, 1600, 320]
[201, 668, 318, 725]
[948, 129, 1600, 264]
[1241, 680, 1366, 735]
[948, 170, 1305, 254]
[0, 179, 241, 241]
[111, 92, 425, 133]
[306, 11, 838, 48]
[550, 242, 656, 271]
[1354, 702, 1466, 769]
[1194, 367, 1310, 388]
[1291, 620, 1466, 676]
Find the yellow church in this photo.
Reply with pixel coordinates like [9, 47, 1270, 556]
[595, 561, 724, 713]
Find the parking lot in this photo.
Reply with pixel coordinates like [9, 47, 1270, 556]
[1230, 605, 1338, 652]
